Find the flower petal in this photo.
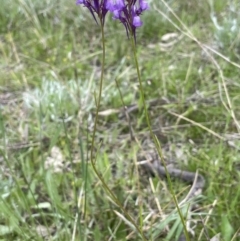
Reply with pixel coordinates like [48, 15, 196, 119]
[139, 0, 148, 11]
[76, 0, 85, 4]
[133, 16, 142, 27]
[106, 0, 125, 12]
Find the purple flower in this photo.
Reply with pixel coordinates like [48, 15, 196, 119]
[106, 0, 125, 11]
[106, 0, 149, 41]
[76, 0, 109, 25]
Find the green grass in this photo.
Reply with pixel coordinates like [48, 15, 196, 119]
[0, 0, 240, 240]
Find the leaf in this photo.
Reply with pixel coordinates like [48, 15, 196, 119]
[221, 215, 233, 241]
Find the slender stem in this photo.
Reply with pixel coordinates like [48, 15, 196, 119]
[90, 17, 105, 166]
[89, 19, 147, 241]
[130, 36, 190, 241]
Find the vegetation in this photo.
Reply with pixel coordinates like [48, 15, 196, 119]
[0, 0, 240, 240]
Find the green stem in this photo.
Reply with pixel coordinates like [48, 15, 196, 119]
[130, 36, 190, 241]
[89, 19, 147, 241]
[90, 19, 105, 165]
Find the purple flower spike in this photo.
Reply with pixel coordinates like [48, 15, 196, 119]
[106, 0, 149, 42]
[76, 0, 109, 25]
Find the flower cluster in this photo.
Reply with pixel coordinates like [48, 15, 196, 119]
[107, 0, 148, 40]
[76, 0, 149, 40]
[76, 0, 109, 24]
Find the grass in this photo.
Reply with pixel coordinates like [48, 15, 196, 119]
[0, 0, 240, 240]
